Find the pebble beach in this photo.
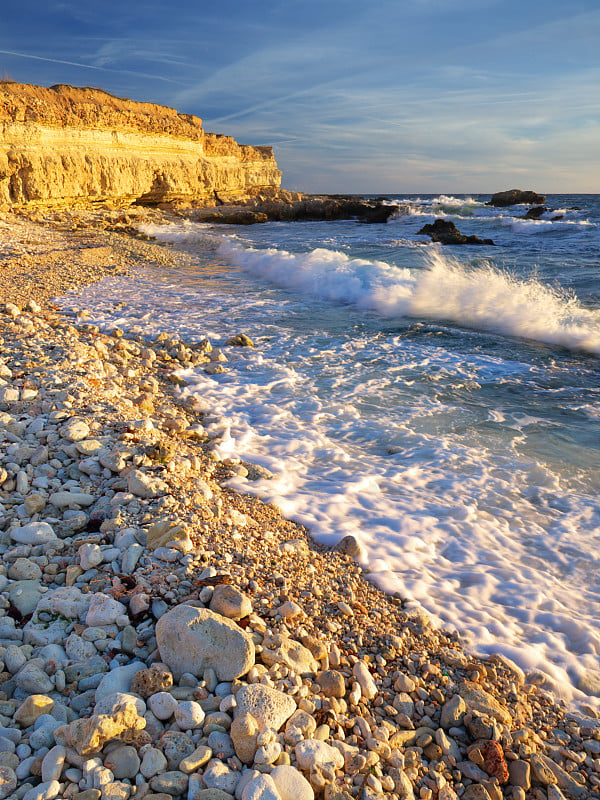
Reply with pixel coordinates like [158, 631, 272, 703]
[1, 209, 599, 800]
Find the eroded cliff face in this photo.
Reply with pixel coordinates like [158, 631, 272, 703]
[0, 82, 281, 209]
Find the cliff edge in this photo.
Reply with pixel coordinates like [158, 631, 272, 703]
[0, 82, 281, 209]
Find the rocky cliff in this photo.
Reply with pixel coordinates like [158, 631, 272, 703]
[0, 82, 281, 209]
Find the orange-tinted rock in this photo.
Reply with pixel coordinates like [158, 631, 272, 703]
[480, 740, 509, 783]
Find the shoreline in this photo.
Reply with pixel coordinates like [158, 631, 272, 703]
[0, 209, 598, 800]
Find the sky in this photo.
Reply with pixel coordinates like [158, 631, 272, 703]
[1, 0, 599, 193]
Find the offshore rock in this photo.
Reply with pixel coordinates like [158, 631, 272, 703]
[487, 189, 546, 207]
[0, 82, 281, 210]
[417, 219, 495, 245]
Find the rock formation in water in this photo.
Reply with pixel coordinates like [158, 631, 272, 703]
[417, 218, 495, 245]
[487, 189, 546, 207]
[0, 82, 281, 209]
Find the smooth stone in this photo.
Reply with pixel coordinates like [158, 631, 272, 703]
[40, 745, 66, 782]
[458, 682, 511, 724]
[316, 670, 345, 698]
[49, 491, 95, 508]
[79, 544, 103, 570]
[352, 661, 378, 700]
[209, 584, 252, 620]
[22, 779, 61, 800]
[104, 745, 140, 779]
[271, 765, 314, 800]
[59, 419, 90, 441]
[149, 771, 188, 795]
[8, 558, 42, 581]
[11, 522, 57, 545]
[7, 580, 43, 615]
[230, 713, 259, 764]
[155, 605, 255, 681]
[441, 695, 467, 729]
[206, 731, 235, 759]
[95, 662, 146, 702]
[140, 747, 168, 779]
[174, 700, 205, 730]
[15, 661, 54, 694]
[15, 695, 55, 727]
[178, 745, 212, 773]
[148, 692, 178, 721]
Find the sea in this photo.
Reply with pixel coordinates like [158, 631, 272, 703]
[59, 194, 600, 711]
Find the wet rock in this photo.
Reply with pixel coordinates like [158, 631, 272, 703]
[417, 219, 494, 245]
[155, 605, 255, 681]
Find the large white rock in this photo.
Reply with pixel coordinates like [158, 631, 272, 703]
[295, 739, 344, 771]
[155, 605, 255, 681]
[235, 684, 296, 732]
[10, 522, 57, 545]
[85, 593, 127, 626]
[271, 764, 314, 800]
[49, 491, 96, 508]
[127, 469, 168, 498]
[241, 773, 280, 800]
[36, 587, 89, 620]
[352, 661, 378, 700]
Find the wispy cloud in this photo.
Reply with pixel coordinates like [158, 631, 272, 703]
[0, 48, 183, 84]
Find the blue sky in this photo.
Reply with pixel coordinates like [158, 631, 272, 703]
[1, 1, 599, 192]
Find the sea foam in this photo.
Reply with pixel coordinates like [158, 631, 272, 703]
[217, 239, 600, 357]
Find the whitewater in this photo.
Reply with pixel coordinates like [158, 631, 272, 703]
[59, 193, 600, 711]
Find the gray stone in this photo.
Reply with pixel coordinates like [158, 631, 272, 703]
[139, 746, 167, 779]
[203, 759, 239, 795]
[240, 774, 279, 800]
[158, 730, 195, 770]
[15, 661, 54, 694]
[41, 745, 66, 782]
[95, 662, 145, 701]
[7, 581, 43, 616]
[155, 605, 255, 681]
[104, 745, 141, 779]
[10, 522, 57, 545]
[441, 695, 467, 729]
[149, 771, 188, 795]
[0, 767, 18, 800]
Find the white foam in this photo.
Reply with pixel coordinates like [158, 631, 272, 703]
[217, 239, 600, 356]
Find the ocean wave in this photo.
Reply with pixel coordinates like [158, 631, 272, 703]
[217, 239, 600, 357]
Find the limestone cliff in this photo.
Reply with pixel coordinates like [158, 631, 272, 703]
[0, 82, 281, 209]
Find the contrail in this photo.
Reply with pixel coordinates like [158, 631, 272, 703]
[0, 49, 182, 84]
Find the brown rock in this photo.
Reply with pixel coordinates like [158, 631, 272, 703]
[130, 664, 173, 698]
[230, 711, 259, 764]
[316, 670, 346, 698]
[53, 698, 146, 755]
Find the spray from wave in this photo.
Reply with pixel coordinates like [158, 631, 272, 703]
[217, 239, 600, 356]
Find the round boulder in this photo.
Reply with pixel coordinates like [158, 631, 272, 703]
[155, 604, 255, 681]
